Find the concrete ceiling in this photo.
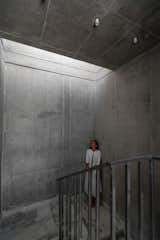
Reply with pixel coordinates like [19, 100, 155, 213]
[0, 0, 160, 69]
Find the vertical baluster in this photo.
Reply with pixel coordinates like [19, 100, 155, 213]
[74, 176, 78, 240]
[76, 176, 78, 239]
[149, 159, 155, 240]
[125, 164, 131, 240]
[68, 176, 72, 240]
[88, 169, 92, 240]
[73, 176, 76, 240]
[65, 178, 69, 239]
[78, 174, 82, 239]
[59, 180, 62, 240]
[77, 175, 80, 240]
[62, 180, 64, 240]
[110, 165, 116, 240]
[95, 169, 100, 240]
[138, 161, 143, 240]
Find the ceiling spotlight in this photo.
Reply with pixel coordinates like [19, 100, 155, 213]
[93, 17, 100, 28]
[132, 36, 138, 44]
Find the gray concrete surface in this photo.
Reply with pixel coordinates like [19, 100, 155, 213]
[0, 195, 125, 240]
[0, 0, 160, 69]
[0, 60, 3, 213]
[0, 197, 59, 240]
[150, 43, 160, 239]
[95, 42, 160, 239]
[95, 54, 151, 161]
[0, 37, 160, 239]
[0, 40, 97, 211]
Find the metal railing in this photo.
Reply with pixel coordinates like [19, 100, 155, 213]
[57, 155, 160, 240]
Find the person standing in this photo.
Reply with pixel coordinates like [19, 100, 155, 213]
[84, 139, 101, 207]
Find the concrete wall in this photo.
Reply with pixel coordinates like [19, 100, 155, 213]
[0, 39, 103, 210]
[1, 37, 160, 238]
[95, 40, 160, 161]
[95, 42, 160, 239]
[151, 44, 160, 155]
[150, 43, 160, 238]
[0, 43, 4, 214]
[95, 56, 151, 161]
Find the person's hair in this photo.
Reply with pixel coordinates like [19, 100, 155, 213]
[89, 139, 99, 150]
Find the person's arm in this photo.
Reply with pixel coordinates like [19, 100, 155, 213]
[96, 151, 101, 166]
[85, 150, 90, 169]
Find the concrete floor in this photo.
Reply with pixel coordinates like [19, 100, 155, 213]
[0, 195, 126, 240]
[81, 201, 125, 240]
[0, 198, 59, 240]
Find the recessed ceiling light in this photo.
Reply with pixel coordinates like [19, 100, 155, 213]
[133, 36, 138, 44]
[93, 17, 100, 28]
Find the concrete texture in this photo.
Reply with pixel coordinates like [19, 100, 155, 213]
[95, 42, 160, 239]
[82, 201, 125, 240]
[151, 44, 160, 155]
[0, 39, 100, 211]
[0, 0, 160, 68]
[0, 195, 125, 240]
[150, 43, 160, 239]
[0, 197, 59, 240]
[0, 61, 3, 214]
[95, 51, 151, 162]
[0, 37, 160, 239]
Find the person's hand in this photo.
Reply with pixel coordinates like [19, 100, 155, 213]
[86, 163, 89, 170]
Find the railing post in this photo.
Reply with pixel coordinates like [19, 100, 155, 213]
[78, 174, 82, 239]
[68, 176, 72, 240]
[110, 165, 116, 240]
[65, 178, 69, 239]
[88, 169, 92, 240]
[138, 161, 143, 240]
[74, 176, 78, 240]
[95, 169, 100, 240]
[57, 155, 157, 240]
[59, 180, 64, 240]
[59, 180, 62, 240]
[149, 159, 155, 240]
[125, 163, 131, 240]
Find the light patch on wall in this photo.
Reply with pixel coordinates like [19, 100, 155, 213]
[1, 38, 111, 81]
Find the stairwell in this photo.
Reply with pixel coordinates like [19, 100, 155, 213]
[0, 155, 159, 240]
[58, 155, 159, 240]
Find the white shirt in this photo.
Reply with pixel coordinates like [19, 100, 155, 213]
[85, 149, 101, 168]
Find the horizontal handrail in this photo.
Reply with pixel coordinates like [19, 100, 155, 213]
[57, 162, 110, 181]
[58, 154, 159, 240]
[152, 156, 160, 160]
[57, 154, 155, 181]
[110, 154, 152, 166]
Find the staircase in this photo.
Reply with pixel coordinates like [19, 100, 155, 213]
[58, 155, 160, 240]
[57, 194, 126, 240]
[80, 201, 125, 240]
[0, 155, 159, 240]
